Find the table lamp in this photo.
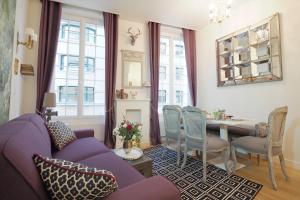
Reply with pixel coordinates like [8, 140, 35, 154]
[43, 92, 58, 122]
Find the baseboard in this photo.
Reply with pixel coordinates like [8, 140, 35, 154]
[283, 159, 300, 170]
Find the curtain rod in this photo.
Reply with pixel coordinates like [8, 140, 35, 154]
[59, 2, 195, 30]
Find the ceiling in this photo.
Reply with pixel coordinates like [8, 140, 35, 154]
[55, 0, 249, 30]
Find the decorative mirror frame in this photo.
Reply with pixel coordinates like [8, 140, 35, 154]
[121, 50, 144, 88]
[216, 13, 282, 87]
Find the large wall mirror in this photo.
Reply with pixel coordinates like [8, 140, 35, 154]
[122, 50, 143, 88]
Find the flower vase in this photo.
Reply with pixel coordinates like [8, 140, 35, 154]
[123, 140, 133, 154]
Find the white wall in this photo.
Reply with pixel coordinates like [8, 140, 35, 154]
[9, 0, 29, 119]
[196, 0, 300, 169]
[22, 0, 41, 114]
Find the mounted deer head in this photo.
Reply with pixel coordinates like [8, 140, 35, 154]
[127, 27, 142, 46]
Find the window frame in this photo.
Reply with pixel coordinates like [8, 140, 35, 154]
[50, 7, 105, 119]
[158, 26, 190, 112]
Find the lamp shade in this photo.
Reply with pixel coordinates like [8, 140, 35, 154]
[43, 92, 56, 108]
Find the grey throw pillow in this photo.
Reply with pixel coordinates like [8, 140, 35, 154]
[47, 121, 77, 150]
[255, 122, 268, 137]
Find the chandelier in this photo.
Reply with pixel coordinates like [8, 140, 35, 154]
[209, 0, 233, 23]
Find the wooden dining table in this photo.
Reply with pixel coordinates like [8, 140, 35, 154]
[206, 118, 256, 140]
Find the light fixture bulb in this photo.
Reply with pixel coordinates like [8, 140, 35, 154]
[208, 0, 232, 23]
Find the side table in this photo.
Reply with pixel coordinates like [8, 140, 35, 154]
[127, 155, 153, 178]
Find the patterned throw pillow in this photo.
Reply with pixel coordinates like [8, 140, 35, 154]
[47, 121, 77, 150]
[33, 154, 118, 199]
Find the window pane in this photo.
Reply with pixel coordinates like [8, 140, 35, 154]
[55, 19, 81, 116]
[159, 32, 190, 110]
[158, 90, 166, 104]
[83, 23, 105, 116]
[85, 24, 96, 45]
[84, 87, 94, 103]
[159, 66, 166, 80]
[84, 57, 95, 72]
[54, 19, 105, 117]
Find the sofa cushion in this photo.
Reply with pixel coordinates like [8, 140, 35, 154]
[13, 113, 52, 148]
[78, 152, 145, 189]
[33, 154, 118, 199]
[0, 120, 52, 200]
[53, 137, 110, 162]
[232, 136, 282, 155]
[47, 121, 77, 150]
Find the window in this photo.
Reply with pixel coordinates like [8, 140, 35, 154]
[84, 57, 95, 72]
[175, 44, 184, 56]
[160, 42, 167, 55]
[158, 90, 167, 104]
[60, 23, 80, 41]
[85, 27, 96, 44]
[58, 86, 78, 104]
[59, 55, 80, 71]
[158, 27, 190, 112]
[176, 90, 184, 104]
[176, 66, 184, 80]
[53, 12, 105, 117]
[84, 87, 94, 103]
[159, 65, 167, 80]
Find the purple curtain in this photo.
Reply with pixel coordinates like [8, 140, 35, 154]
[182, 28, 197, 106]
[103, 12, 118, 149]
[149, 22, 161, 145]
[36, 0, 62, 112]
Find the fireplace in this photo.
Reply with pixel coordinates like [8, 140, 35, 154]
[115, 99, 150, 148]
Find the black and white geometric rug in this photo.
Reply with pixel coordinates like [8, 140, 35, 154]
[144, 146, 262, 200]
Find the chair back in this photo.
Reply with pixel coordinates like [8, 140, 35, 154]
[162, 105, 182, 139]
[267, 106, 288, 146]
[182, 106, 206, 143]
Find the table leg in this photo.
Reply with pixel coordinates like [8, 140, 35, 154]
[208, 124, 246, 171]
[220, 124, 229, 141]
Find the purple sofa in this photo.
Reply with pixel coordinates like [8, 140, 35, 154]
[0, 114, 180, 200]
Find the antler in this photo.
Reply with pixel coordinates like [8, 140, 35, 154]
[127, 27, 134, 35]
[135, 28, 142, 37]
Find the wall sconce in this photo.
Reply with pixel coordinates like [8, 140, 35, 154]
[17, 28, 38, 50]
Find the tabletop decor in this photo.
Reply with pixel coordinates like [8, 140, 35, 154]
[114, 147, 143, 160]
[212, 109, 226, 120]
[113, 118, 142, 154]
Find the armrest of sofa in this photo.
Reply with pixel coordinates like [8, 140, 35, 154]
[73, 129, 94, 138]
[106, 176, 180, 200]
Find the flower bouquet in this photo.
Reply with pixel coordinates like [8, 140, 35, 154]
[113, 119, 142, 153]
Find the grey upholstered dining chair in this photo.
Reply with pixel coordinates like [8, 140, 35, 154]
[162, 105, 184, 166]
[231, 106, 289, 190]
[181, 106, 230, 181]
